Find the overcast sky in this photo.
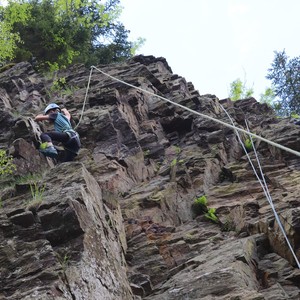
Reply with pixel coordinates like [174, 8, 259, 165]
[119, 0, 300, 100]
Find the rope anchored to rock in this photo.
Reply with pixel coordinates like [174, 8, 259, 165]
[79, 65, 300, 158]
[78, 65, 300, 268]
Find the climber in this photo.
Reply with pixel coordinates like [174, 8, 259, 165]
[34, 103, 81, 162]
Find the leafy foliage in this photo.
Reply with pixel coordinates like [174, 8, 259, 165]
[204, 208, 219, 223]
[244, 137, 253, 151]
[0, 0, 136, 70]
[229, 78, 254, 101]
[192, 195, 220, 224]
[259, 87, 276, 105]
[192, 195, 208, 216]
[194, 195, 207, 206]
[0, 150, 16, 176]
[267, 50, 300, 116]
[0, 0, 30, 63]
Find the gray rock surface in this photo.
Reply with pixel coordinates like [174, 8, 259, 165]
[0, 56, 300, 299]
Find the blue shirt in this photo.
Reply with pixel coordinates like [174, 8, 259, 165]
[49, 112, 73, 133]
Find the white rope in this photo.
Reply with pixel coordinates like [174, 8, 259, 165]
[220, 105, 300, 268]
[78, 65, 300, 267]
[74, 66, 94, 130]
[246, 121, 300, 268]
[88, 65, 300, 158]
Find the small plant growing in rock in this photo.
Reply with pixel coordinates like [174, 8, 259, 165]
[0, 150, 16, 177]
[30, 182, 45, 201]
[170, 158, 177, 167]
[56, 251, 70, 272]
[27, 182, 45, 210]
[191, 195, 208, 216]
[192, 195, 220, 224]
[195, 195, 207, 206]
[205, 208, 219, 224]
[143, 149, 150, 157]
[244, 137, 253, 151]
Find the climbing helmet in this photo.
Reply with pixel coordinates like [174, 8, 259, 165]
[44, 103, 61, 115]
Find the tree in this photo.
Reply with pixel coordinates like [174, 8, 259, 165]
[0, 22, 20, 63]
[0, 1, 30, 64]
[0, 0, 135, 70]
[229, 78, 254, 101]
[266, 50, 300, 116]
[260, 87, 275, 106]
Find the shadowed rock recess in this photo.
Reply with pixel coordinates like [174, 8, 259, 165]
[1, 56, 300, 299]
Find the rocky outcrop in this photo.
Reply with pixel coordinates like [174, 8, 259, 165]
[0, 56, 300, 299]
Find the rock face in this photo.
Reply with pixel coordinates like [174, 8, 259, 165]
[1, 56, 300, 299]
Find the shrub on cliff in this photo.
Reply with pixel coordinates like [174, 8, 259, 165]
[0, 150, 16, 177]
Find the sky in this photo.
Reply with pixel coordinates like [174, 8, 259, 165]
[119, 0, 300, 100]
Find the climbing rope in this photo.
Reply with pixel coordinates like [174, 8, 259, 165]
[81, 65, 300, 158]
[77, 65, 300, 268]
[219, 104, 300, 268]
[74, 66, 94, 130]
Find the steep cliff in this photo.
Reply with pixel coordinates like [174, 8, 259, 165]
[0, 56, 300, 299]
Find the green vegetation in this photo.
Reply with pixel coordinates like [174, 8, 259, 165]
[170, 158, 177, 167]
[56, 250, 70, 272]
[46, 76, 78, 98]
[0, 0, 142, 70]
[259, 87, 276, 106]
[244, 137, 253, 151]
[143, 149, 150, 157]
[194, 195, 207, 206]
[230, 51, 300, 117]
[267, 50, 300, 116]
[169, 145, 183, 167]
[290, 112, 300, 119]
[29, 181, 45, 203]
[191, 195, 219, 224]
[204, 208, 218, 223]
[14, 173, 45, 204]
[191, 195, 207, 216]
[0, 150, 16, 177]
[229, 78, 254, 101]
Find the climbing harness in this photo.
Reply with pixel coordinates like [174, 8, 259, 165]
[64, 129, 81, 154]
[78, 65, 300, 268]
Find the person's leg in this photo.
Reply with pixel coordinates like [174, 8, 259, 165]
[39, 132, 59, 158]
[43, 132, 70, 160]
[62, 150, 77, 162]
[46, 132, 70, 144]
[40, 132, 79, 162]
[62, 133, 81, 162]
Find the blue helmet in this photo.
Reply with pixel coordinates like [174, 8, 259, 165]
[44, 103, 61, 115]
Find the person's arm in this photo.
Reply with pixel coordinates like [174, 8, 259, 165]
[61, 108, 71, 121]
[35, 114, 50, 122]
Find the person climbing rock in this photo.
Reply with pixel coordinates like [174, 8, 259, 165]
[35, 103, 81, 162]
